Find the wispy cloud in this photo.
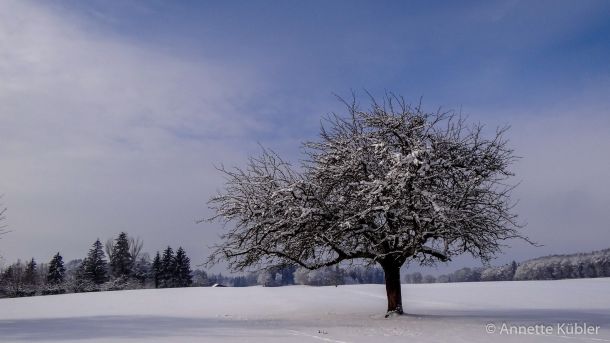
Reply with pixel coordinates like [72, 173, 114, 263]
[1, 0, 609, 271]
[0, 1, 282, 266]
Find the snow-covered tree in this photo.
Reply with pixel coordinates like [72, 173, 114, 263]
[0, 261, 28, 297]
[191, 269, 209, 286]
[293, 265, 344, 286]
[67, 260, 99, 293]
[451, 267, 481, 282]
[173, 247, 192, 287]
[404, 272, 424, 284]
[47, 252, 66, 284]
[514, 249, 610, 281]
[206, 95, 528, 315]
[257, 270, 275, 286]
[344, 266, 384, 284]
[110, 232, 133, 278]
[480, 261, 517, 281]
[64, 258, 84, 280]
[436, 274, 450, 283]
[411, 272, 423, 284]
[83, 239, 108, 284]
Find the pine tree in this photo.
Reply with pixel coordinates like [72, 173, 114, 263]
[173, 247, 192, 287]
[47, 252, 66, 284]
[110, 232, 133, 278]
[83, 239, 108, 284]
[152, 251, 162, 288]
[24, 258, 37, 285]
[160, 246, 174, 288]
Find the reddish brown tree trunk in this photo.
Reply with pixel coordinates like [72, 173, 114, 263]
[382, 262, 403, 316]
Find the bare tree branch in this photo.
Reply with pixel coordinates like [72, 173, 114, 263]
[129, 236, 144, 261]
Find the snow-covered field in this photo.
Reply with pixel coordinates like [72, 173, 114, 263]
[1, 278, 609, 343]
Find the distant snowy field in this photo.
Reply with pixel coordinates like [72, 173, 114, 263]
[1, 278, 609, 343]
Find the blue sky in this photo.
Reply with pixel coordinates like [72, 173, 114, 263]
[1, 0, 609, 273]
[68, 1, 610, 100]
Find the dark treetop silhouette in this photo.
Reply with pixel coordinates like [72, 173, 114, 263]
[206, 94, 529, 315]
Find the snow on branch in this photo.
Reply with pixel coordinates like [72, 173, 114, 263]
[206, 94, 530, 272]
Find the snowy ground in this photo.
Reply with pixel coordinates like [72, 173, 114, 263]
[1, 278, 609, 343]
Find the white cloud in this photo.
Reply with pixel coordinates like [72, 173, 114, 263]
[0, 1, 269, 267]
[1, 1, 609, 273]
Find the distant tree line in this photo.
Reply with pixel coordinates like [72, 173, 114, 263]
[209, 265, 386, 287]
[0, 232, 194, 298]
[404, 248, 610, 284]
[3, 243, 609, 297]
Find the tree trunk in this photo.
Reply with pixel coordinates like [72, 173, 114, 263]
[381, 262, 403, 316]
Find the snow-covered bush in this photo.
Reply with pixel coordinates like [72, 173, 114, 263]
[102, 276, 143, 291]
[257, 270, 277, 287]
[480, 262, 517, 281]
[293, 266, 344, 286]
[40, 284, 67, 296]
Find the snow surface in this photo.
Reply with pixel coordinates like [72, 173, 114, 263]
[1, 278, 609, 342]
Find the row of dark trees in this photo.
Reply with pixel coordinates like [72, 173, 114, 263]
[0, 232, 193, 297]
[0, 253, 67, 296]
[151, 246, 193, 288]
[4, 247, 609, 297]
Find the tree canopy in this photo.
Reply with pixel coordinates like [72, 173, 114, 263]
[110, 232, 133, 278]
[47, 252, 66, 284]
[207, 94, 529, 314]
[83, 239, 108, 284]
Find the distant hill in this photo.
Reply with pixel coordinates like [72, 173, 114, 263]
[514, 248, 610, 281]
[405, 248, 610, 283]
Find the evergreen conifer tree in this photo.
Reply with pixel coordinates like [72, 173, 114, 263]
[47, 252, 66, 284]
[110, 232, 133, 278]
[152, 251, 162, 288]
[24, 258, 37, 285]
[173, 247, 192, 287]
[84, 239, 108, 284]
[160, 246, 174, 288]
